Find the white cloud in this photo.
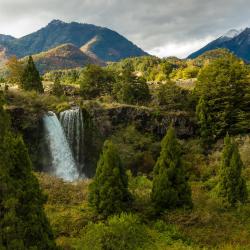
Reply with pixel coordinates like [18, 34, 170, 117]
[149, 36, 215, 58]
[0, 0, 250, 57]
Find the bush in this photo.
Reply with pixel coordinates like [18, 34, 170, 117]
[75, 213, 150, 250]
[78, 65, 115, 99]
[155, 81, 192, 111]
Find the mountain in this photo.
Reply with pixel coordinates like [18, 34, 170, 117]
[0, 19, 148, 62]
[22, 43, 104, 74]
[188, 28, 250, 61]
[0, 34, 16, 44]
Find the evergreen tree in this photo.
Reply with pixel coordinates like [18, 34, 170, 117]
[195, 54, 250, 139]
[196, 96, 214, 145]
[151, 125, 192, 211]
[217, 135, 248, 206]
[52, 75, 64, 97]
[112, 69, 151, 105]
[0, 94, 57, 249]
[88, 140, 131, 217]
[78, 64, 115, 98]
[20, 56, 44, 93]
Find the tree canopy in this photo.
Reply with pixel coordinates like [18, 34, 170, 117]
[88, 140, 132, 217]
[195, 54, 250, 140]
[20, 56, 44, 93]
[151, 125, 192, 212]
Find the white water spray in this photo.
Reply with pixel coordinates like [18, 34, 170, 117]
[59, 107, 85, 173]
[43, 111, 79, 181]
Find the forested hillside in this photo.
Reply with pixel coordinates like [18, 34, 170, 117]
[0, 47, 250, 250]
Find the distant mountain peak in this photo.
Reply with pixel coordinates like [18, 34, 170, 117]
[48, 19, 66, 26]
[188, 27, 250, 62]
[222, 29, 242, 38]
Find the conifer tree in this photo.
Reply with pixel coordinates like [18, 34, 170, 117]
[0, 94, 57, 249]
[52, 75, 64, 97]
[88, 140, 131, 217]
[217, 135, 248, 206]
[151, 125, 192, 211]
[20, 56, 44, 93]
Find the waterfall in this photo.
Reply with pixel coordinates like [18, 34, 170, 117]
[59, 107, 85, 174]
[43, 111, 79, 181]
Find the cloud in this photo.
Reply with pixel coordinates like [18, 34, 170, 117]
[0, 0, 250, 57]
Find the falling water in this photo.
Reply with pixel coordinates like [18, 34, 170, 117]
[43, 111, 79, 181]
[59, 107, 85, 173]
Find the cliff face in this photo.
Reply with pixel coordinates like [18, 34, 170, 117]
[8, 103, 196, 177]
[84, 104, 196, 139]
[7, 106, 50, 171]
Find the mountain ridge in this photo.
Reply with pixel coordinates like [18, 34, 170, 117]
[188, 27, 250, 61]
[0, 19, 148, 62]
[21, 43, 105, 74]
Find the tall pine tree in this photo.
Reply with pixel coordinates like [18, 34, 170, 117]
[88, 140, 131, 217]
[0, 92, 57, 249]
[151, 125, 192, 211]
[52, 75, 64, 97]
[217, 134, 248, 206]
[21, 56, 44, 93]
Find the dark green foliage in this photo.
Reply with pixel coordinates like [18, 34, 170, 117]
[151, 125, 192, 211]
[217, 135, 248, 206]
[52, 76, 64, 97]
[195, 54, 250, 140]
[196, 96, 214, 144]
[0, 95, 57, 249]
[111, 126, 157, 175]
[112, 69, 151, 105]
[88, 140, 132, 216]
[44, 68, 81, 84]
[78, 65, 115, 99]
[155, 81, 192, 110]
[20, 56, 44, 93]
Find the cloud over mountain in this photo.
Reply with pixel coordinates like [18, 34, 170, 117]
[0, 0, 250, 57]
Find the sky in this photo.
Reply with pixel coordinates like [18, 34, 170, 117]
[0, 0, 250, 58]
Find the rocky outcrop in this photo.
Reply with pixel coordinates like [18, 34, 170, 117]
[7, 106, 50, 171]
[7, 102, 196, 176]
[83, 104, 196, 139]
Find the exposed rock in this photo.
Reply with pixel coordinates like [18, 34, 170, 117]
[83, 104, 196, 139]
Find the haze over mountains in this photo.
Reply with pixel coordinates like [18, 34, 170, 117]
[188, 28, 250, 61]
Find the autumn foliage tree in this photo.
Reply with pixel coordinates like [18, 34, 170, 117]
[5, 56, 24, 86]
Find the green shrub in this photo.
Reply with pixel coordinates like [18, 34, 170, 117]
[75, 213, 150, 250]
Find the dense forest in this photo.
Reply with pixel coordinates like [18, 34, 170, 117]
[0, 48, 250, 250]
